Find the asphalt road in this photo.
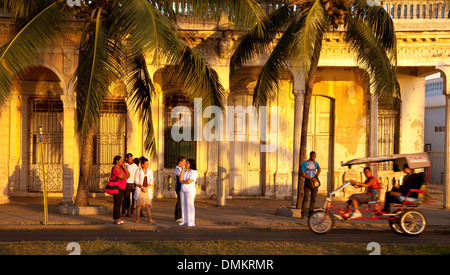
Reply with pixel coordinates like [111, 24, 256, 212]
[1, 227, 449, 244]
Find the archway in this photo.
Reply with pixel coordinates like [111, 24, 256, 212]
[20, 66, 64, 193]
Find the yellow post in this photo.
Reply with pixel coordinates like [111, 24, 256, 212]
[39, 126, 48, 225]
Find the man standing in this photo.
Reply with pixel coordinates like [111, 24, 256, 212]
[300, 151, 321, 218]
[123, 153, 138, 217]
[174, 156, 186, 223]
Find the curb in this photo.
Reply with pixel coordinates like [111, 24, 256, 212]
[57, 205, 108, 215]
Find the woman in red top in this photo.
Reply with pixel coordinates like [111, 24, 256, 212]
[112, 155, 129, 225]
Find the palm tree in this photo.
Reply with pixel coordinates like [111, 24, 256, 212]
[0, 0, 265, 206]
[231, 0, 399, 209]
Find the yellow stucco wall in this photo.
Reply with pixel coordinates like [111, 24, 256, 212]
[313, 68, 368, 173]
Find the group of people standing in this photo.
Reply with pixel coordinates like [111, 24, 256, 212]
[110, 153, 155, 225]
[109, 151, 422, 225]
[109, 153, 198, 226]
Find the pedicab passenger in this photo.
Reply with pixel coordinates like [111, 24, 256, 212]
[344, 167, 379, 219]
[382, 164, 424, 213]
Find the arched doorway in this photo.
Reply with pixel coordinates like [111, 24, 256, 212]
[21, 66, 64, 192]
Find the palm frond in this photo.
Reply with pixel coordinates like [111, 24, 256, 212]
[126, 54, 156, 155]
[252, 0, 327, 107]
[151, 0, 268, 31]
[0, 0, 67, 104]
[226, 0, 268, 32]
[361, 5, 397, 65]
[167, 44, 226, 111]
[0, 0, 58, 21]
[230, 4, 295, 75]
[0, 63, 13, 103]
[75, 8, 117, 142]
[290, 0, 327, 79]
[109, 0, 182, 63]
[344, 14, 400, 103]
[252, 16, 304, 107]
[115, 0, 226, 110]
[112, 0, 226, 147]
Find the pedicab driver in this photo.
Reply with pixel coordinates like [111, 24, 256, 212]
[345, 167, 379, 219]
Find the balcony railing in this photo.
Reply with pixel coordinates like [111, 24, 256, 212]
[166, 0, 450, 29]
[382, 0, 449, 19]
[0, 1, 447, 23]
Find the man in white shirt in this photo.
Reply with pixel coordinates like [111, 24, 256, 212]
[123, 153, 139, 217]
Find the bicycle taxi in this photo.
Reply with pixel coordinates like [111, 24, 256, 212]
[308, 152, 434, 236]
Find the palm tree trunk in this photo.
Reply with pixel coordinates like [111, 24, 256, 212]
[74, 127, 94, 207]
[296, 62, 319, 209]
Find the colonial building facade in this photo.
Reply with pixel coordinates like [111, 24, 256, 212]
[0, 1, 449, 208]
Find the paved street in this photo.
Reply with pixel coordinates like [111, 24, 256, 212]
[1, 225, 450, 244]
[0, 196, 449, 244]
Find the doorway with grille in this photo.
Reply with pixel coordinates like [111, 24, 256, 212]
[90, 99, 127, 192]
[28, 97, 64, 192]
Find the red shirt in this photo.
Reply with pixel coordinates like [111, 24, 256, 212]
[366, 176, 380, 199]
[112, 167, 127, 190]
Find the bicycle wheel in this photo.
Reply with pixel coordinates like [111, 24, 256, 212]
[389, 210, 404, 235]
[308, 210, 334, 234]
[389, 220, 404, 235]
[399, 209, 427, 236]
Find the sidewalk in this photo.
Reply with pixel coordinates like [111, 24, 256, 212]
[0, 195, 449, 232]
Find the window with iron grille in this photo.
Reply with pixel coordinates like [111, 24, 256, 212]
[90, 99, 127, 192]
[377, 98, 401, 171]
[28, 97, 64, 192]
[164, 93, 196, 168]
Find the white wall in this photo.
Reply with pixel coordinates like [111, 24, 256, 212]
[399, 74, 426, 154]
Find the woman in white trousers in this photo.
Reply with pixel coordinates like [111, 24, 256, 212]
[179, 158, 198, 227]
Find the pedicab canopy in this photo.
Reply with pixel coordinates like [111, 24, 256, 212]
[341, 152, 430, 170]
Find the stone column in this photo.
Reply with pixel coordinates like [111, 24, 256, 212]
[214, 65, 230, 207]
[370, 94, 378, 155]
[370, 92, 378, 177]
[61, 94, 76, 205]
[0, 101, 10, 204]
[437, 66, 450, 209]
[291, 71, 305, 206]
[445, 93, 450, 209]
[216, 93, 229, 207]
[126, 99, 143, 157]
[9, 92, 21, 194]
[19, 94, 29, 193]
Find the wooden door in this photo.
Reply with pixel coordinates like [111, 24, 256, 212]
[229, 93, 262, 196]
[307, 95, 334, 193]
